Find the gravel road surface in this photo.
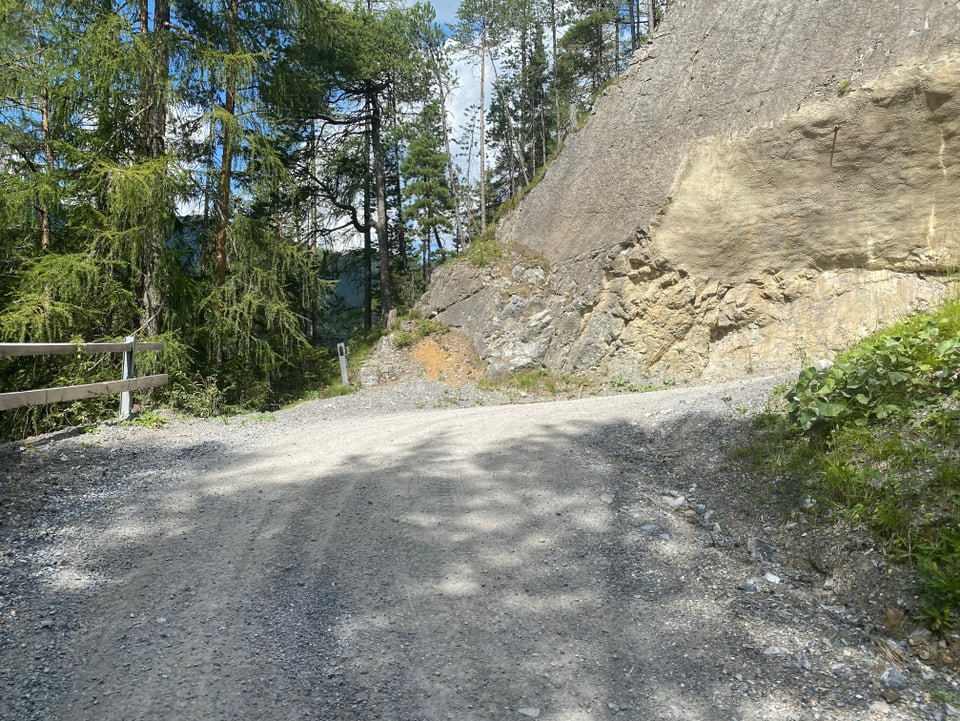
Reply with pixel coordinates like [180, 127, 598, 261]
[2, 376, 958, 721]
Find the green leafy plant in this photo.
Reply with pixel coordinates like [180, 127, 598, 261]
[744, 297, 960, 628]
[393, 330, 417, 349]
[167, 375, 228, 417]
[785, 305, 960, 432]
[478, 368, 586, 398]
[415, 318, 448, 337]
[917, 529, 960, 630]
[391, 315, 449, 349]
[129, 410, 166, 429]
[317, 383, 353, 399]
[460, 231, 503, 267]
[610, 373, 658, 394]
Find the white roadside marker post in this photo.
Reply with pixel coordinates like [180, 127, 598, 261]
[337, 342, 349, 386]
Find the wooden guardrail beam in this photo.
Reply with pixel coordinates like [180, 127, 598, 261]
[0, 342, 163, 357]
[0, 374, 169, 411]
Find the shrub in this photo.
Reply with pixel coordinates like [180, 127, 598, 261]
[748, 297, 960, 628]
[785, 302, 960, 432]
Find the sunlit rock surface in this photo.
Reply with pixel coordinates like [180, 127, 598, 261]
[424, 0, 960, 382]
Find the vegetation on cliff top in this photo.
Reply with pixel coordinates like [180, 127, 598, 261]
[748, 297, 960, 630]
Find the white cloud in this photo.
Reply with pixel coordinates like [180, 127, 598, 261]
[446, 45, 486, 186]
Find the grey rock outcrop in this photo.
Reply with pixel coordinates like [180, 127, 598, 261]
[423, 0, 960, 382]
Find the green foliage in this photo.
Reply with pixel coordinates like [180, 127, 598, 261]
[748, 297, 960, 629]
[609, 373, 658, 393]
[392, 315, 449, 349]
[786, 301, 960, 432]
[393, 330, 416, 349]
[460, 230, 504, 267]
[918, 529, 960, 630]
[0, 254, 137, 342]
[415, 317, 448, 337]
[129, 411, 167, 429]
[478, 368, 583, 397]
[165, 375, 228, 418]
[401, 100, 454, 244]
[317, 383, 353, 399]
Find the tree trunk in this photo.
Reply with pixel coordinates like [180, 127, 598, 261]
[214, 0, 239, 291]
[479, 23, 487, 233]
[520, 23, 528, 181]
[370, 92, 391, 325]
[144, 0, 169, 159]
[647, 0, 655, 38]
[387, 93, 406, 273]
[202, 114, 215, 267]
[363, 99, 373, 332]
[614, 12, 620, 74]
[422, 230, 429, 286]
[442, 112, 464, 252]
[137, 0, 170, 336]
[550, 0, 560, 146]
[39, 89, 54, 249]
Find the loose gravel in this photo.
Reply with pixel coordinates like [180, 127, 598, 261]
[2, 374, 959, 721]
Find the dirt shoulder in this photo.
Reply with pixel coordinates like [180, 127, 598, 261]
[1, 372, 959, 721]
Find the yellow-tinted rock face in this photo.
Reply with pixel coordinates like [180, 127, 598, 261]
[424, 2, 960, 383]
[594, 54, 960, 381]
[654, 55, 960, 284]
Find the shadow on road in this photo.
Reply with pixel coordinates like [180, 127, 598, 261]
[2, 399, 835, 721]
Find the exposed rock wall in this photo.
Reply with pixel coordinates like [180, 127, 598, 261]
[424, 0, 960, 382]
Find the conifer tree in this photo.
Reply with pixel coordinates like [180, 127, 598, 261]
[401, 101, 453, 285]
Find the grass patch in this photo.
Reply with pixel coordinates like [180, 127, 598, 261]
[608, 373, 660, 394]
[345, 329, 385, 379]
[460, 230, 504, 267]
[478, 368, 585, 398]
[393, 330, 417, 349]
[742, 297, 960, 629]
[457, 228, 550, 274]
[128, 410, 166, 429]
[391, 315, 450, 349]
[238, 412, 277, 426]
[318, 383, 353, 398]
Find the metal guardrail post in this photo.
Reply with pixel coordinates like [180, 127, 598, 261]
[120, 335, 136, 419]
[337, 342, 349, 386]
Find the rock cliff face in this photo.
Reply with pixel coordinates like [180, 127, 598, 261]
[424, 0, 960, 382]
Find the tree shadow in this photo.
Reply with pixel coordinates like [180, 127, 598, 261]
[0, 398, 879, 720]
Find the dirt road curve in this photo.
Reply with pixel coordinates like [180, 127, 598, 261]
[1, 377, 951, 721]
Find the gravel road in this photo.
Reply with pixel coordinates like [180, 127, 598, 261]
[2, 376, 958, 721]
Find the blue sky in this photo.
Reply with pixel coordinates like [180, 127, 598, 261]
[427, 0, 461, 27]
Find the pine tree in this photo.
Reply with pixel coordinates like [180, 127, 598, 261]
[402, 102, 453, 285]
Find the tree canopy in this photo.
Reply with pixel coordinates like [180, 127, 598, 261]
[0, 0, 670, 437]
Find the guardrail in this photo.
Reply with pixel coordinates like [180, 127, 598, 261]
[0, 335, 167, 419]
